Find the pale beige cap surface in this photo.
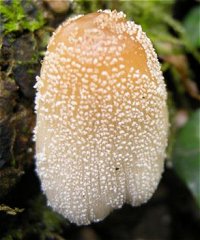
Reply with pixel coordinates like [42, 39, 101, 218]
[43, 0, 70, 13]
[34, 10, 169, 225]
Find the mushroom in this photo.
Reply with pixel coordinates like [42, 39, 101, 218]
[34, 10, 168, 225]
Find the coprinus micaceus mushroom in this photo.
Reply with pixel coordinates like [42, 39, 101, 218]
[34, 10, 169, 225]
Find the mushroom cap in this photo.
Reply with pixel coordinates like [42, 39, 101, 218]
[35, 10, 168, 225]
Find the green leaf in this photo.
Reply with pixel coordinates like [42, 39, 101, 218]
[172, 109, 200, 207]
[183, 6, 200, 48]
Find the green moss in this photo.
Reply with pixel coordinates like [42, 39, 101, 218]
[1, 194, 67, 239]
[0, 0, 45, 34]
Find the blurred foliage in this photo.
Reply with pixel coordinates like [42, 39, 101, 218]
[0, 0, 45, 34]
[172, 110, 200, 207]
[183, 5, 200, 48]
